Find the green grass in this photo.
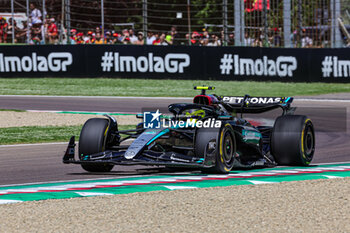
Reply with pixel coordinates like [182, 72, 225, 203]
[0, 125, 133, 145]
[0, 109, 26, 112]
[1, 78, 350, 97]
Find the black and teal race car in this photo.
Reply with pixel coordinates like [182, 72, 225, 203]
[63, 86, 315, 174]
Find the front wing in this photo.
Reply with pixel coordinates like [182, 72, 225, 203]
[63, 136, 208, 168]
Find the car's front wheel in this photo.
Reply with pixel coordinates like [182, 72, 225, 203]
[213, 123, 236, 173]
[196, 123, 236, 174]
[79, 118, 114, 172]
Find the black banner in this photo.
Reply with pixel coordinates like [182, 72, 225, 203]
[0, 45, 349, 82]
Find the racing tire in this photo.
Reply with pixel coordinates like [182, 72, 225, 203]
[196, 123, 236, 174]
[79, 118, 114, 172]
[271, 115, 315, 166]
[213, 123, 236, 173]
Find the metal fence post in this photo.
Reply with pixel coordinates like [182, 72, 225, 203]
[334, 0, 342, 47]
[26, 0, 30, 44]
[234, 0, 241, 46]
[187, 0, 191, 45]
[143, 0, 147, 39]
[283, 0, 291, 48]
[59, 0, 64, 44]
[297, 0, 302, 48]
[330, 0, 335, 48]
[101, 0, 104, 43]
[240, 0, 244, 44]
[263, 0, 268, 47]
[42, 0, 46, 44]
[223, 0, 228, 45]
[66, 0, 71, 44]
[11, 0, 15, 43]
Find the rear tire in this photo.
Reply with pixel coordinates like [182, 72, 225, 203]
[79, 118, 114, 172]
[271, 115, 315, 166]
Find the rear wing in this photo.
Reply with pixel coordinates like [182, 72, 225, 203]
[220, 96, 293, 114]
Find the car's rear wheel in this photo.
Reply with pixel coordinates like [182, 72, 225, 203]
[271, 115, 315, 166]
[79, 118, 114, 172]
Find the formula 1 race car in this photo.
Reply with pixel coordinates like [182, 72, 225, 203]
[63, 86, 315, 174]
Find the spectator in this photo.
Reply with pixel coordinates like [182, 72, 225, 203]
[159, 33, 169, 45]
[0, 17, 8, 43]
[93, 32, 104, 44]
[29, 3, 42, 26]
[228, 33, 235, 46]
[301, 30, 313, 48]
[90, 33, 96, 43]
[252, 31, 263, 47]
[200, 30, 209, 46]
[46, 18, 58, 44]
[207, 34, 221, 46]
[170, 26, 179, 45]
[7, 18, 20, 43]
[152, 32, 160, 45]
[134, 31, 144, 45]
[146, 31, 155, 45]
[16, 20, 28, 43]
[84, 31, 93, 44]
[128, 28, 137, 44]
[30, 24, 42, 45]
[75, 32, 84, 44]
[70, 29, 77, 44]
[183, 33, 190, 45]
[112, 33, 120, 44]
[105, 31, 113, 44]
[272, 28, 282, 47]
[220, 30, 225, 44]
[95, 27, 100, 34]
[121, 29, 130, 44]
[252, 38, 263, 47]
[244, 32, 253, 46]
[165, 33, 173, 45]
[191, 31, 200, 45]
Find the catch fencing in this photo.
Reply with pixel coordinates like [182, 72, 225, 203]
[0, 0, 349, 47]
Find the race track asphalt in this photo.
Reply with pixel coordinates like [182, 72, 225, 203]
[0, 95, 349, 185]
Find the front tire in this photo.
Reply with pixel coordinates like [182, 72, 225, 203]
[196, 123, 236, 174]
[79, 118, 114, 172]
[214, 123, 236, 173]
[271, 115, 315, 166]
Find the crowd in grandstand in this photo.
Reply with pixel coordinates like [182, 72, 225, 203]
[1, 2, 347, 48]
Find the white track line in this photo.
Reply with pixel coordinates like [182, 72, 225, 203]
[311, 161, 350, 165]
[295, 98, 350, 103]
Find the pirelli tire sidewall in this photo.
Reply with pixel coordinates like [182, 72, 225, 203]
[79, 118, 114, 172]
[271, 115, 315, 166]
[214, 123, 236, 173]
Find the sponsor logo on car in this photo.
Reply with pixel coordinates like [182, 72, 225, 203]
[222, 96, 285, 104]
